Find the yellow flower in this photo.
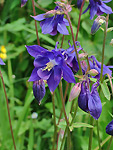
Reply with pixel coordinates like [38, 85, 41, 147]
[1, 45, 6, 53]
[0, 53, 7, 59]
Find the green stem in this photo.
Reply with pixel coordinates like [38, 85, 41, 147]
[8, 59, 14, 119]
[100, 15, 109, 82]
[75, 0, 85, 41]
[65, 11, 82, 75]
[59, 82, 69, 126]
[96, 120, 101, 150]
[31, 0, 40, 45]
[107, 136, 113, 150]
[52, 92, 57, 150]
[0, 70, 16, 150]
[88, 116, 94, 150]
[60, 100, 78, 150]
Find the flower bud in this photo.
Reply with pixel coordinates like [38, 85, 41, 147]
[106, 120, 113, 136]
[91, 16, 106, 35]
[79, 53, 88, 60]
[88, 69, 99, 76]
[33, 80, 46, 105]
[69, 83, 81, 102]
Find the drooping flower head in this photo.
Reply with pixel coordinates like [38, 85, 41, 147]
[83, 0, 113, 19]
[31, 5, 69, 35]
[26, 44, 76, 92]
[21, 0, 27, 7]
[106, 120, 113, 136]
[78, 81, 102, 120]
[33, 80, 45, 105]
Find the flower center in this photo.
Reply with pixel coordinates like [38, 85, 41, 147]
[42, 60, 56, 71]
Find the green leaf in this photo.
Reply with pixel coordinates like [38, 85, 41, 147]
[100, 81, 110, 100]
[69, 122, 93, 131]
[107, 27, 113, 32]
[38, 0, 53, 8]
[89, 77, 97, 83]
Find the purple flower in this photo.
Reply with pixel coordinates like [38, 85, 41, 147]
[106, 120, 113, 136]
[83, 0, 113, 19]
[33, 80, 45, 105]
[89, 56, 112, 78]
[21, 0, 27, 7]
[0, 58, 5, 65]
[31, 6, 69, 36]
[26, 45, 76, 92]
[55, 41, 82, 72]
[78, 81, 102, 120]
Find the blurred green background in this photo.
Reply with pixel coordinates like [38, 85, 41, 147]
[0, 0, 113, 149]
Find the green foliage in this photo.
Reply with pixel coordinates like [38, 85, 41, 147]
[0, 0, 113, 150]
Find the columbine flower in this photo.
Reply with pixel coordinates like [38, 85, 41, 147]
[89, 56, 112, 78]
[106, 120, 113, 136]
[33, 80, 45, 105]
[26, 44, 76, 92]
[83, 0, 113, 20]
[31, 6, 69, 35]
[0, 58, 5, 65]
[21, 0, 27, 7]
[78, 81, 102, 120]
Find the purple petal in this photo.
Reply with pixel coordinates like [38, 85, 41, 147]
[47, 66, 62, 92]
[34, 56, 49, 68]
[50, 28, 57, 36]
[41, 17, 54, 34]
[33, 80, 45, 104]
[0, 58, 5, 65]
[88, 83, 102, 120]
[57, 23, 69, 35]
[106, 120, 113, 136]
[62, 62, 76, 83]
[26, 45, 47, 57]
[31, 14, 46, 21]
[98, 3, 113, 14]
[63, 18, 69, 26]
[90, 6, 98, 20]
[78, 82, 89, 112]
[37, 68, 52, 80]
[29, 68, 40, 81]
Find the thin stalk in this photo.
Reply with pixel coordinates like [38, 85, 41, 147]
[0, 70, 16, 150]
[8, 59, 14, 119]
[60, 100, 78, 150]
[100, 15, 109, 82]
[60, 35, 65, 48]
[107, 136, 113, 150]
[96, 120, 101, 150]
[59, 81, 69, 126]
[94, 135, 111, 150]
[75, 0, 85, 41]
[60, 127, 68, 150]
[64, 11, 82, 75]
[57, 83, 69, 125]
[52, 92, 57, 150]
[31, 0, 40, 45]
[88, 116, 94, 150]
